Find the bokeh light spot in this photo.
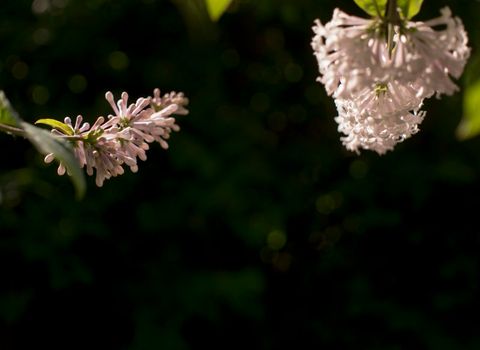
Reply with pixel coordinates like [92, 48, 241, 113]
[12, 61, 29, 80]
[31, 85, 50, 105]
[316, 192, 342, 215]
[349, 160, 368, 179]
[68, 74, 88, 94]
[267, 230, 287, 250]
[32, 0, 50, 14]
[267, 112, 287, 132]
[52, 0, 68, 9]
[272, 252, 292, 272]
[284, 63, 303, 82]
[33, 28, 51, 45]
[264, 28, 285, 50]
[250, 92, 270, 113]
[109, 51, 129, 71]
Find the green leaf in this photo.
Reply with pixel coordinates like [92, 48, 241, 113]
[456, 80, 480, 140]
[353, 0, 387, 17]
[397, 0, 424, 19]
[21, 122, 86, 199]
[36, 118, 74, 136]
[0, 90, 20, 127]
[456, 53, 480, 140]
[205, 0, 233, 21]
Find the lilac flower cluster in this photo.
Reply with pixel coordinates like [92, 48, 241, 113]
[45, 89, 188, 186]
[312, 7, 470, 154]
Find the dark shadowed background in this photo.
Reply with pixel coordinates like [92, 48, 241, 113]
[1, 0, 480, 349]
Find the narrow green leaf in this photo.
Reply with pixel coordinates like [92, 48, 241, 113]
[21, 122, 86, 199]
[0, 90, 20, 127]
[353, 0, 387, 17]
[36, 118, 74, 136]
[205, 0, 233, 21]
[397, 0, 424, 19]
[456, 80, 480, 140]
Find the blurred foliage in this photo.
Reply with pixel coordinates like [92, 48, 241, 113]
[353, 0, 423, 20]
[458, 78, 480, 140]
[0, 0, 480, 349]
[21, 121, 86, 198]
[457, 54, 480, 140]
[354, 0, 388, 17]
[0, 92, 85, 197]
[205, 0, 233, 21]
[0, 91, 20, 126]
[398, 0, 424, 19]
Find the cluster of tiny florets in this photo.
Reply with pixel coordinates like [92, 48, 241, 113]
[312, 7, 470, 154]
[44, 89, 189, 186]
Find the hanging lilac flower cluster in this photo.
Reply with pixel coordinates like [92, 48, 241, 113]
[44, 89, 188, 186]
[311, 6, 470, 154]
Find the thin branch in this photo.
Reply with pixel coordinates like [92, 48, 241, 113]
[373, 0, 383, 19]
[0, 122, 85, 142]
[386, 0, 401, 25]
[0, 123, 26, 137]
[386, 0, 401, 59]
[61, 135, 85, 142]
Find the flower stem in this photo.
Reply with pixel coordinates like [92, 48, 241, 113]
[0, 122, 84, 142]
[0, 122, 26, 137]
[373, 0, 384, 19]
[386, 0, 402, 25]
[386, 0, 401, 58]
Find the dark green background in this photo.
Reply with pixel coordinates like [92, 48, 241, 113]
[1, 0, 480, 348]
